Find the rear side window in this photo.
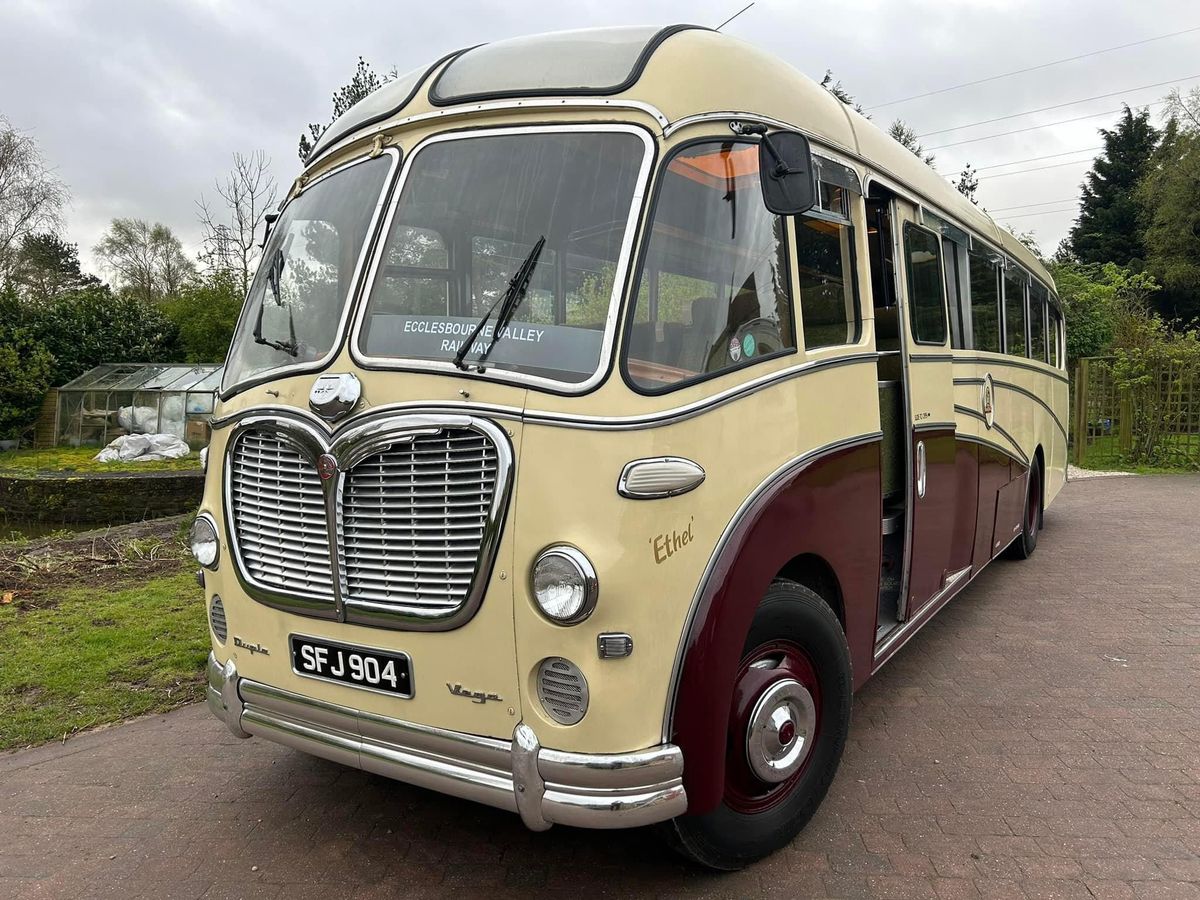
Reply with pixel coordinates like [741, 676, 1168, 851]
[968, 248, 1001, 353]
[1004, 266, 1028, 357]
[904, 225, 947, 345]
[1048, 305, 1062, 368]
[625, 140, 794, 392]
[1029, 281, 1048, 362]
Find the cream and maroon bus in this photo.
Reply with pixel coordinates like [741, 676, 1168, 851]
[194, 25, 1067, 869]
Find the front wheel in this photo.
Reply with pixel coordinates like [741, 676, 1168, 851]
[664, 580, 853, 870]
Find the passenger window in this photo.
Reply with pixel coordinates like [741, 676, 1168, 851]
[1048, 306, 1062, 368]
[903, 225, 947, 345]
[625, 141, 794, 391]
[796, 215, 858, 350]
[942, 237, 967, 349]
[1029, 281, 1048, 363]
[1003, 267, 1028, 357]
[967, 248, 1001, 353]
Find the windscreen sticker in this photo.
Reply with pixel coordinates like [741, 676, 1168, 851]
[742, 333, 756, 358]
[363, 314, 602, 376]
[728, 336, 742, 362]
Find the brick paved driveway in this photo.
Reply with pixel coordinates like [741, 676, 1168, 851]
[3, 475, 1199, 899]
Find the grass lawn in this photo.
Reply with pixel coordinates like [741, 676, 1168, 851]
[1076, 433, 1200, 474]
[0, 446, 200, 475]
[0, 521, 208, 750]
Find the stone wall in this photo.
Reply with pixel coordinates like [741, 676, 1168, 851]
[0, 470, 204, 526]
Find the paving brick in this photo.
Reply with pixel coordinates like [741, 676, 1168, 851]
[2, 475, 1199, 899]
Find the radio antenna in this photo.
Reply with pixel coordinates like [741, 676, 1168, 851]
[715, 1, 754, 31]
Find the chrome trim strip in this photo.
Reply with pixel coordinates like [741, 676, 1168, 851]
[220, 148, 403, 400]
[953, 405, 1029, 466]
[954, 375, 1068, 444]
[662, 111, 856, 158]
[908, 352, 956, 363]
[660, 430, 884, 743]
[950, 354, 1069, 383]
[874, 564, 972, 665]
[211, 352, 881, 435]
[205, 655, 687, 830]
[954, 431, 1027, 466]
[347, 123, 657, 395]
[617, 456, 706, 499]
[310, 98, 670, 164]
[912, 421, 956, 433]
[222, 412, 514, 631]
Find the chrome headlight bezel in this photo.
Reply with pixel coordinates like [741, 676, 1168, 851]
[530, 544, 598, 625]
[189, 513, 220, 569]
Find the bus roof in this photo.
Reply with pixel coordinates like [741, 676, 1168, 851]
[308, 25, 1054, 290]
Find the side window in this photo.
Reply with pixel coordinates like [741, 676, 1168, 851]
[796, 209, 858, 350]
[1048, 305, 1062, 368]
[967, 247, 1001, 353]
[904, 225, 947, 345]
[1003, 266, 1028, 357]
[1029, 281, 1048, 363]
[942, 237, 968, 349]
[625, 141, 794, 391]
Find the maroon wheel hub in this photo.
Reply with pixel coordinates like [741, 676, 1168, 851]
[724, 640, 821, 814]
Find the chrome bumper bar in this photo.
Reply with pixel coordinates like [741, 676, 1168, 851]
[206, 654, 686, 830]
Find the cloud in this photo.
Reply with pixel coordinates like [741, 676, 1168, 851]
[1, 0, 1195, 266]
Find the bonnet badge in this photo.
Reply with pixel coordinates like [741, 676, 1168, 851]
[309, 372, 361, 422]
[317, 454, 338, 481]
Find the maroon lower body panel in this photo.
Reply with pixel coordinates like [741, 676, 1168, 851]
[973, 445, 1026, 567]
[670, 440, 882, 815]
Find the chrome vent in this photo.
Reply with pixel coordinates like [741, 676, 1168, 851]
[537, 657, 589, 725]
[229, 431, 333, 599]
[209, 595, 227, 643]
[342, 430, 497, 614]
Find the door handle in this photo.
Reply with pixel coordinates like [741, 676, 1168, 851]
[916, 440, 927, 499]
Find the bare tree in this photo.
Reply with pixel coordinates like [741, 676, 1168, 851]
[197, 150, 278, 296]
[1164, 86, 1200, 133]
[955, 164, 979, 204]
[94, 218, 195, 303]
[0, 116, 67, 280]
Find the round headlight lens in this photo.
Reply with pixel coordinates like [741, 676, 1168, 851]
[531, 546, 597, 624]
[189, 515, 219, 569]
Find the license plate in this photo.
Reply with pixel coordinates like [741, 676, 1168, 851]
[290, 635, 413, 698]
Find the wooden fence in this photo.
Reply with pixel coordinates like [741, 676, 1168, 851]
[1072, 356, 1200, 469]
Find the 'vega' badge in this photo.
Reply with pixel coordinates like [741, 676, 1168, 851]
[309, 372, 362, 422]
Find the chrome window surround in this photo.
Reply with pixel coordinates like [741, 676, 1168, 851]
[222, 411, 514, 631]
[219, 148, 402, 400]
[348, 123, 657, 394]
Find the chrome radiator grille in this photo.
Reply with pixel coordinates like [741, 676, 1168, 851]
[230, 431, 333, 598]
[342, 431, 498, 613]
[226, 419, 506, 628]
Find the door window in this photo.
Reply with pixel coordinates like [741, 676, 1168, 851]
[903, 225, 947, 345]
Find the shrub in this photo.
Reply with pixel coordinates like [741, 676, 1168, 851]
[0, 322, 54, 441]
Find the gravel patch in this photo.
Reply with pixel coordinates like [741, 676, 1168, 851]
[1068, 463, 1133, 479]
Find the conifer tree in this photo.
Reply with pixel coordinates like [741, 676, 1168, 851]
[1068, 106, 1159, 266]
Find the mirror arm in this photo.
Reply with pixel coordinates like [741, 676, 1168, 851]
[730, 121, 794, 177]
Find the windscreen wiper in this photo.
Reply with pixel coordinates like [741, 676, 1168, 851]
[453, 235, 546, 372]
[252, 240, 300, 357]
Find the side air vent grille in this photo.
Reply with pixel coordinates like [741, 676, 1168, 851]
[536, 657, 589, 726]
[209, 595, 228, 643]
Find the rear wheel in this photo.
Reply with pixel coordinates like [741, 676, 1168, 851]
[1004, 457, 1042, 560]
[665, 580, 852, 870]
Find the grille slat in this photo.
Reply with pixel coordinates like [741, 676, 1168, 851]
[229, 425, 500, 621]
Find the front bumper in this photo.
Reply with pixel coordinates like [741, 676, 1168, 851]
[206, 653, 686, 829]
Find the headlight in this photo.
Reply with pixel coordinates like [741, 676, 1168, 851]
[189, 514, 220, 569]
[531, 545, 598, 624]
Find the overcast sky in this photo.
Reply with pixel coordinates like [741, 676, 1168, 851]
[2, 0, 1198, 276]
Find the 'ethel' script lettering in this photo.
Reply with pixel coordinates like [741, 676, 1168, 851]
[652, 518, 694, 565]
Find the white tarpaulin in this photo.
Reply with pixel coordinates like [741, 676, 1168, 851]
[94, 433, 191, 463]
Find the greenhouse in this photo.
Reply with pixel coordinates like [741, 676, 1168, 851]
[55, 363, 223, 448]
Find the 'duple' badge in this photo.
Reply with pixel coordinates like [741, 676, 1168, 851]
[728, 337, 742, 362]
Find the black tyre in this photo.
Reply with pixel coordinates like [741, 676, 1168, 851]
[1004, 457, 1042, 560]
[664, 580, 853, 870]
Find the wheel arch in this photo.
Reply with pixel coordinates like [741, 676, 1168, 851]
[665, 436, 881, 815]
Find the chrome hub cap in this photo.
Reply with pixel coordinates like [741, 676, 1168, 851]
[745, 678, 817, 783]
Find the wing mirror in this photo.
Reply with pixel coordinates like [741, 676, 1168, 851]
[734, 122, 818, 215]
